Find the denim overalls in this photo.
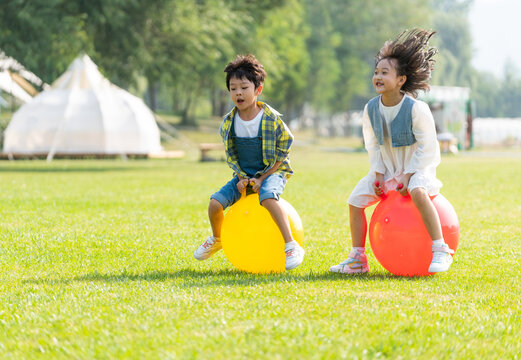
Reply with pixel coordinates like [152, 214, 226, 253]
[211, 117, 287, 208]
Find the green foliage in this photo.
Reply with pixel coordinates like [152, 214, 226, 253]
[1, 0, 520, 118]
[0, 0, 91, 84]
[0, 151, 520, 358]
[304, 0, 341, 112]
[473, 62, 521, 117]
[303, 0, 433, 112]
[430, 1, 474, 87]
[254, 0, 310, 118]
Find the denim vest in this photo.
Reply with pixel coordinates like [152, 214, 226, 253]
[367, 95, 417, 147]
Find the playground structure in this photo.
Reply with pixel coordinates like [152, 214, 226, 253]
[419, 86, 474, 151]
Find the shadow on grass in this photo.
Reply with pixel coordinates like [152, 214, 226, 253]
[24, 268, 434, 287]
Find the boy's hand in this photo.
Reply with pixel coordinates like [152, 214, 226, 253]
[249, 178, 262, 193]
[236, 179, 249, 193]
[373, 174, 385, 196]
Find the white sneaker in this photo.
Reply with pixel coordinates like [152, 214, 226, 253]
[329, 252, 369, 274]
[285, 241, 305, 270]
[193, 236, 222, 260]
[428, 243, 454, 272]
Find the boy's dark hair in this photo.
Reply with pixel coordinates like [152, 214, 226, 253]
[375, 28, 437, 97]
[224, 54, 266, 91]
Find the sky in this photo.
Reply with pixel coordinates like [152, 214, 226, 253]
[468, 0, 521, 77]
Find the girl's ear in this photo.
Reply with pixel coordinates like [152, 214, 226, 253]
[255, 84, 263, 96]
[399, 75, 407, 87]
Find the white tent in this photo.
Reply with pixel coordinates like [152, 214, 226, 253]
[3, 54, 161, 159]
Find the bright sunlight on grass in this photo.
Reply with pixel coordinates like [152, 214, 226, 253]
[1, 148, 520, 359]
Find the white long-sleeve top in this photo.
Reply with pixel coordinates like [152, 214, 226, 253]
[348, 95, 442, 208]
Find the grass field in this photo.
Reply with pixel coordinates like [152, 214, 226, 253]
[1, 146, 520, 359]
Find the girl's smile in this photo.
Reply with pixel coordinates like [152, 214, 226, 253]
[373, 58, 405, 93]
[373, 58, 407, 106]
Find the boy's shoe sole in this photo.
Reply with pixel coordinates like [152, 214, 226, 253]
[193, 236, 222, 260]
[285, 246, 305, 270]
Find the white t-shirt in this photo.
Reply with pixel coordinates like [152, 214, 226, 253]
[234, 110, 264, 137]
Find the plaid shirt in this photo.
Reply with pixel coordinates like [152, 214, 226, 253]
[220, 101, 294, 179]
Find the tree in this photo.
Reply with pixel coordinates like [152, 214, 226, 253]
[304, 0, 341, 113]
[304, 0, 432, 112]
[0, 0, 91, 84]
[430, 0, 474, 87]
[253, 0, 310, 119]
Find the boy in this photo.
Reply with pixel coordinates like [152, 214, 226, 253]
[194, 54, 305, 270]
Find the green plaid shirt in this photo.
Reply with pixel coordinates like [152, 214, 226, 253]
[220, 101, 294, 179]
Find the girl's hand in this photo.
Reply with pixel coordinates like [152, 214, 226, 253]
[249, 178, 262, 193]
[396, 177, 411, 196]
[373, 174, 385, 196]
[236, 179, 249, 193]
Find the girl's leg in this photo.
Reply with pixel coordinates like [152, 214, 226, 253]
[261, 198, 293, 243]
[410, 187, 452, 272]
[208, 198, 224, 239]
[409, 188, 442, 240]
[329, 204, 369, 273]
[349, 204, 367, 247]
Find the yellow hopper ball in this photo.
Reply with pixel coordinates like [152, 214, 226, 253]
[221, 193, 304, 274]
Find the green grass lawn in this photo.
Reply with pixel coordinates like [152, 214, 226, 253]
[1, 149, 520, 359]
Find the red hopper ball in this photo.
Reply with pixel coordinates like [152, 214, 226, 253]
[369, 191, 459, 276]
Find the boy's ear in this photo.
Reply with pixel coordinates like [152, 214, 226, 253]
[255, 84, 263, 96]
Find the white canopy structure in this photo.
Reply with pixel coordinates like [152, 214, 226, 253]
[0, 51, 45, 102]
[3, 54, 161, 159]
[0, 70, 32, 102]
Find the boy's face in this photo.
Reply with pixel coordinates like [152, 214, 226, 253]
[228, 76, 263, 112]
[373, 58, 406, 95]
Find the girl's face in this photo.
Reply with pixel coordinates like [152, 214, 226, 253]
[372, 58, 406, 95]
[228, 76, 262, 112]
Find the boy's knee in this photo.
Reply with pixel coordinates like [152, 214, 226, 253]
[260, 197, 276, 207]
[209, 198, 224, 213]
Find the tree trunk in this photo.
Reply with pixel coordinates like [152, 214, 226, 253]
[148, 81, 157, 112]
[180, 90, 196, 126]
[218, 89, 228, 116]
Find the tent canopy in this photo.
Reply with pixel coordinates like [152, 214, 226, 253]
[3, 54, 161, 157]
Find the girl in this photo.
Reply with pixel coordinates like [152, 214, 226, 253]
[330, 29, 454, 274]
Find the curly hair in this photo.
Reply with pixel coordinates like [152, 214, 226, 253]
[224, 54, 266, 91]
[375, 29, 438, 97]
